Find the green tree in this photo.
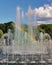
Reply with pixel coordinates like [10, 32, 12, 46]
[10, 22, 15, 33]
[0, 29, 3, 38]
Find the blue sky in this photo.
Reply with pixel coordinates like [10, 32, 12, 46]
[0, 0, 52, 24]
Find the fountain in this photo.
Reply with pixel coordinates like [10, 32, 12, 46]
[0, 6, 52, 65]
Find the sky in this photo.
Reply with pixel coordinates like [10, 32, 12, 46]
[0, 0, 52, 24]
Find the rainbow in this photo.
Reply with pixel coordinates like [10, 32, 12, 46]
[16, 24, 27, 33]
[16, 24, 38, 45]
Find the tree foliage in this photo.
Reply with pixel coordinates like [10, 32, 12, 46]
[38, 24, 52, 38]
[0, 21, 15, 34]
[0, 21, 52, 39]
[0, 29, 3, 38]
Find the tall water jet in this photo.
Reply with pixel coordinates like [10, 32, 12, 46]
[15, 6, 21, 54]
[39, 32, 46, 63]
[27, 6, 34, 61]
[44, 33, 52, 63]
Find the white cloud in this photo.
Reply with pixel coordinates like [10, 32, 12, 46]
[33, 4, 52, 18]
[26, 4, 52, 18]
[37, 21, 46, 25]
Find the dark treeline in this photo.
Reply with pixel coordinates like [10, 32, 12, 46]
[0, 21, 14, 33]
[21, 24, 52, 39]
[0, 21, 15, 38]
[0, 21, 52, 38]
[37, 24, 52, 38]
